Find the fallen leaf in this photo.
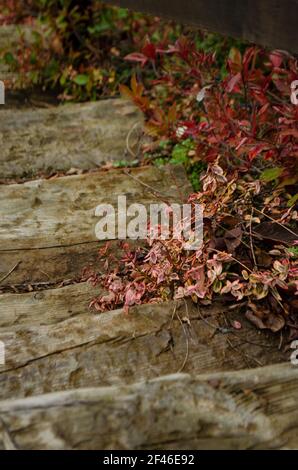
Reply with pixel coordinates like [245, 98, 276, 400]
[232, 320, 242, 330]
[245, 309, 285, 332]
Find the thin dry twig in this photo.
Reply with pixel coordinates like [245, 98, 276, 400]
[169, 301, 178, 330]
[126, 122, 141, 158]
[220, 311, 276, 349]
[208, 247, 253, 273]
[278, 330, 283, 350]
[197, 305, 228, 333]
[122, 169, 172, 200]
[226, 337, 263, 367]
[250, 208, 258, 268]
[175, 300, 190, 372]
[254, 207, 297, 238]
[0, 261, 21, 285]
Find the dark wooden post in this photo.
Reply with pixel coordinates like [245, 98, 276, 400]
[105, 0, 298, 53]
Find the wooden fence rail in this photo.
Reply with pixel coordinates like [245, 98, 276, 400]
[105, 0, 298, 53]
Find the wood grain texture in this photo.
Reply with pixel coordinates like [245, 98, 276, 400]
[0, 239, 144, 288]
[0, 165, 189, 250]
[0, 363, 297, 449]
[0, 99, 142, 178]
[0, 292, 286, 400]
[106, 1, 298, 53]
[0, 241, 108, 287]
[0, 282, 95, 328]
[0, 165, 189, 285]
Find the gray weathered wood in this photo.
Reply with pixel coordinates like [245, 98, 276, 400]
[0, 363, 297, 449]
[0, 99, 142, 178]
[0, 165, 189, 285]
[0, 165, 189, 250]
[0, 292, 286, 400]
[0, 240, 141, 288]
[106, 0, 298, 53]
[0, 282, 95, 328]
[0, 241, 111, 287]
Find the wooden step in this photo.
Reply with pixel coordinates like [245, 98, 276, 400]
[0, 99, 142, 179]
[0, 363, 297, 449]
[0, 289, 286, 400]
[0, 165, 190, 286]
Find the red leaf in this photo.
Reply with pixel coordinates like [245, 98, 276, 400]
[142, 42, 157, 61]
[232, 320, 242, 330]
[124, 52, 148, 67]
[248, 144, 267, 161]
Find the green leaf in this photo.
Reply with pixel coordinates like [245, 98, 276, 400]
[158, 139, 170, 149]
[288, 246, 298, 258]
[170, 139, 194, 165]
[3, 52, 16, 65]
[154, 157, 167, 167]
[73, 74, 89, 86]
[260, 167, 283, 182]
[30, 52, 37, 65]
[113, 159, 138, 168]
[287, 193, 298, 208]
[88, 24, 107, 34]
[117, 8, 128, 19]
[229, 47, 242, 64]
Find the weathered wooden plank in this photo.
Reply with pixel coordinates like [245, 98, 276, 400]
[0, 241, 105, 287]
[0, 239, 143, 288]
[0, 165, 189, 251]
[0, 293, 286, 400]
[0, 282, 95, 328]
[0, 166, 189, 285]
[0, 99, 142, 178]
[106, 1, 298, 53]
[0, 363, 297, 449]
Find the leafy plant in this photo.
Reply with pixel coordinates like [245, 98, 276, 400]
[1, 0, 182, 101]
[3, 1, 297, 336]
[89, 36, 298, 335]
[121, 40, 298, 173]
[88, 161, 297, 334]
